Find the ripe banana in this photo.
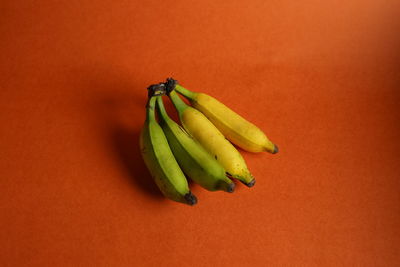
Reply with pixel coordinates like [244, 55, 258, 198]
[168, 78, 278, 154]
[140, 91, 197, 205]
[156, 95, 235, 192]
[167, 89, 255, 187]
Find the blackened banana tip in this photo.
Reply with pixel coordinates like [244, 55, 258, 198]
[246, 179, 256, 187]
[184, 192, 197, 206]
[226, 182, 235, 193]
[273, 144, 279, 154]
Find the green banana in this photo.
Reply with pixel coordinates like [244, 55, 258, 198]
[139, 91, 197, 205]
[156, 96, 235, 192]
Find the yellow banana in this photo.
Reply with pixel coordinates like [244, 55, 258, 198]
[140, 89, 197, 205]
[168, 89, 255, 187]
[168, 78, 278, 153]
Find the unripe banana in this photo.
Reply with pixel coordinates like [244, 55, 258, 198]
[168, 89, 255, 187]
[168, 79, 278, 154]
[140, 92, 197, 205]
[156, 96, 235, 192]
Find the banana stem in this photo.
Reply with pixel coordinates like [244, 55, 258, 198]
[175, 84, 197, 100]
[169, 90, 189, 115]
[146, 96, 157, 121]
[156, 96, 169, 121]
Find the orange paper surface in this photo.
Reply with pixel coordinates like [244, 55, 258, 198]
[1, 0, 399, 266]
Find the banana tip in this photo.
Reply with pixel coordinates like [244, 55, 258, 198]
[272, 144, 279, 154]
[245, 179, 256, 187]
[226, 182, 235, 193]
[184, 192, 197, 206]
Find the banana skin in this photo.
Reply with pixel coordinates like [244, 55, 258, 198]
[140, 95, 197, 205]
[156, 96, 235, 192]
[168, 89, 255, 187]
[171, 79, 278, 154]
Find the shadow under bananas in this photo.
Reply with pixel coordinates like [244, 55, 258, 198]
[111, 125, 164, 199]
[78, 66, 164, 200]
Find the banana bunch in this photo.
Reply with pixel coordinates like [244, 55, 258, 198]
[140, 79, 278, 205]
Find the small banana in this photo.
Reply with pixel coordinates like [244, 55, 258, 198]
[140, 88, 197, 205]
[167, 88, 255, 187]
[156, 95, 235, 192]
[167, 78, 278, 154]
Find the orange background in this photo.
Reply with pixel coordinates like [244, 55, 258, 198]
[1, 0, 400, 266]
